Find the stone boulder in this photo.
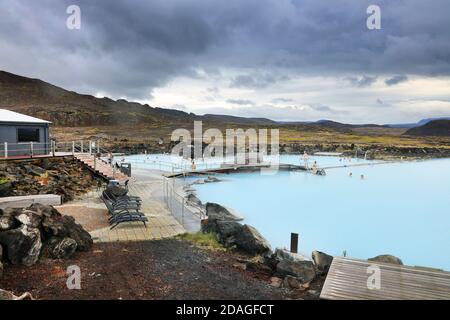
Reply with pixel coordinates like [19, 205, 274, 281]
[202, 203, 271, 255]
[15, 210, 43, 228]
[202, 202, 241, 234]
[312, 250, 333, 274]
[204, 176, 220, 183]
[23, 164, 46, 177]
[215, 220, 243, 247]
[42, 214, 69, 238]
[61, 216, 93, 251]
[0, 180, 12, 197]
[0, 208, 21, 231]
[186, 193, 203, 207]
[0, 225, 42, 266]
[0, 204, 93, 266]
[44, 237, 78, 259]
[0, 245, 3, 277]
[27, 203, 60, 218]
[276, 258, 316, 284]
[233, 225, 272, 255]
[214, 221, 271, 255]
[274, 248, 308, 263]
[368, 254, 403, 265]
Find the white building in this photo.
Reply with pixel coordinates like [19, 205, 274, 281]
[0, 109, 51, 157]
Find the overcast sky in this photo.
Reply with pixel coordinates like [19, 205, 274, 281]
[1, 0, 450, 124]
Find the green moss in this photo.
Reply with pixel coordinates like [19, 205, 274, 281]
[0, 177, 11, 185]
[177, 232, 227, 251]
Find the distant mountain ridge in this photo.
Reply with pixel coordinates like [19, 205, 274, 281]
[0, 70, 448, 136]
[388, 117, 450, 129]
[404, 120, 450, 136]
[0, 70, 280, 128]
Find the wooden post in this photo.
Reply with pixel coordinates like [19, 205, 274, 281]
[52, 141, 55, 157]
[89, 140, 92, 155]
[30, 142, 34, 158]
[72, 141, 75, 155]
[290, 233, 299, 254]
[97, 141, 100, 154]
[4, 142, 7, 159]
[80, 141, 84, 153]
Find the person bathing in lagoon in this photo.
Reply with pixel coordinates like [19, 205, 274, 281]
[361, 174, 365, 180]
[311, 161, 319, 174]
[191, 160, 196, 170]
[349, 172, 353, 177]
[302, 151, 309, 169]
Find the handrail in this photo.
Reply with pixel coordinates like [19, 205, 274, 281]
[163, 175, 207, 229]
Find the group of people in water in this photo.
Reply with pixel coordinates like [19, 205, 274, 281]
[348, 172, 365, 179]
[302, 151, 365, 179]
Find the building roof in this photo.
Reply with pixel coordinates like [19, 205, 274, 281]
[0, 109, 51, 124]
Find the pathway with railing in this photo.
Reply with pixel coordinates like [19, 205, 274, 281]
[0, 139, 129, 181]
[162, 176, 204, 232]
[74, 153, 129, 182]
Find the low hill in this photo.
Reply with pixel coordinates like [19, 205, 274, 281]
[404, 120, 450, 136]
[388, 117, 450, 129]
[0, 70, 274, 128]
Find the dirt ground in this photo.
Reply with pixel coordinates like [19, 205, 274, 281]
[0, 239, 322, 300]
[56, 205, 110, 231]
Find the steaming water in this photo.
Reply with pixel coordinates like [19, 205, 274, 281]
[124, 154, 450, 270]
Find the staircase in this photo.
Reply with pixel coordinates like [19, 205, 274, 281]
[75, 153, 129, 182]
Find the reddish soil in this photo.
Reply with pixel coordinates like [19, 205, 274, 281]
[56, 205, 110, 231]
[0, 240, 300, 300]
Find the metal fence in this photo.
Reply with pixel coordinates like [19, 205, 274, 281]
[162, 176, 205, 233]
[0, 140, 106, 158]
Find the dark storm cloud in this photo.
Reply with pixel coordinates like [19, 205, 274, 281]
[385, 75, 408, 86]
[345, 76, 377, 88]
[310, 104, 332, 112]
[226, 99, 255, 105]
[1, 0, 450, 99]
[229, 74, 289, 89]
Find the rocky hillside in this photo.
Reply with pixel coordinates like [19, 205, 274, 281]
[404, 120, 450, 137]
[0, 157, 100, 202]
[0, 70, 280, 128]
[0, 70, 351, 135]
[0, 70, 197, 127]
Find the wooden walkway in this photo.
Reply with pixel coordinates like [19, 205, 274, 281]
[164, 163, 307, 178]
[74, 153, 128, 182]
[320, 257, 450, 300]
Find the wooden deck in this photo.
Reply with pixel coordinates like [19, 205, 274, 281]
[164, 163, 307, 178]
[320, 257, 450, 300]
[0, 152, 73, 161]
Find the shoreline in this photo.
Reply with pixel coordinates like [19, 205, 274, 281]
[171, 158, 449, 272]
